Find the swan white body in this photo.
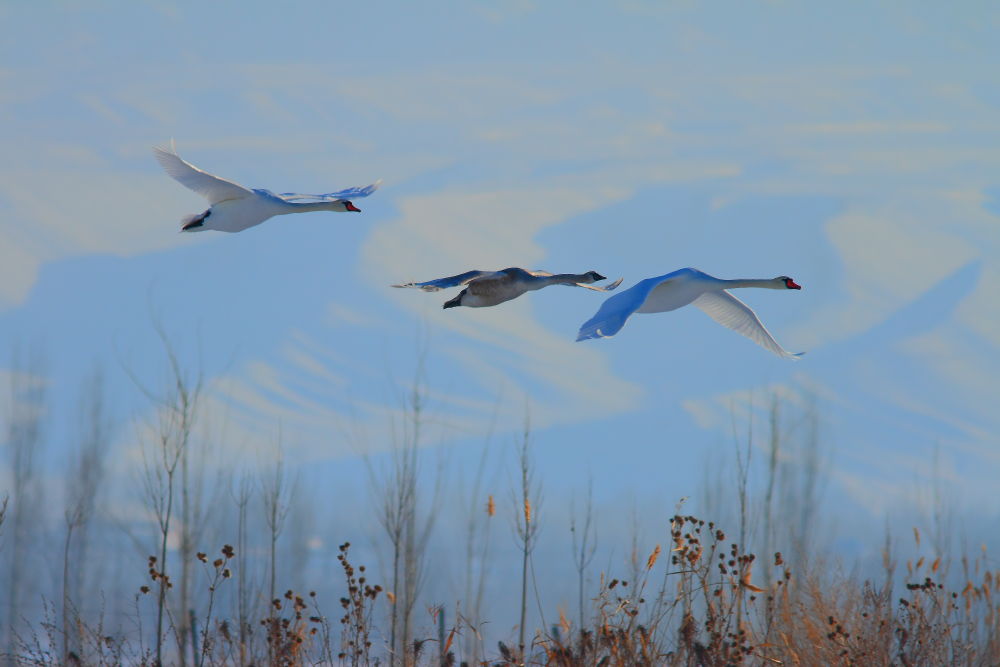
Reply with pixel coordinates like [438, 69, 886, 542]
[154, 142, 380, 233]
[393, 268, 623, 309]
[576, 268, 803, 359]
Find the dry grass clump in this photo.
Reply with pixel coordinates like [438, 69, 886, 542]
[9, 513, 1000, 665]
[537, 515, 1000, 667]
[769, 534, 1000, 666]
[7, 540, 383, 667]
[538, 514, 770, 666]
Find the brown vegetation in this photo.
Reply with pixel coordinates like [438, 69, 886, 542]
[6, 503, 1000, 666]
[3, 346, 999, 665]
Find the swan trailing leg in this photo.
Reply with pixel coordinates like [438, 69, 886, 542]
[181, 210, 211, 231]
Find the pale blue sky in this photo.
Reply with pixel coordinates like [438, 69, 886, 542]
[2, 1, 1000, 573]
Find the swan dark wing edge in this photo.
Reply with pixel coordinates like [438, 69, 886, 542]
[392, 270, 492, 292]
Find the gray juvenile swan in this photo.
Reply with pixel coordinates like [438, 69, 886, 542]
[393, 268, 623, 309]
[154, 141, 380, 233]
[576, 267, 803, 359]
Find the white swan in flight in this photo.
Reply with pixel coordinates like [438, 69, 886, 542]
[393, 268, 623, 309]
[576, 268, 803, 359]
[153, 142, 380, 233]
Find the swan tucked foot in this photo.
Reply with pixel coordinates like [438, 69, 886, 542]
[181, 210, 211, 231]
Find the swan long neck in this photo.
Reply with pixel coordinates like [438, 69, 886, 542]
[278, 201, 345, 214]
[717, 278, 783, 290]
[535, 273, 592, 287]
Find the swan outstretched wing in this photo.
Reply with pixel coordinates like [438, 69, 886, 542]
[575, 277, 623, 292]
[576, 275, 674, 341]
[691, 290, 802, 360]
[392, 270, 494, 292]
[278, 180, 382, 203]
[153, 142, 253, 204]
[529, 271, 623, 292]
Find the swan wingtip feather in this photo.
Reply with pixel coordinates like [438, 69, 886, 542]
[576, 327, 608, 342]
[152, 139, 178, 157]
